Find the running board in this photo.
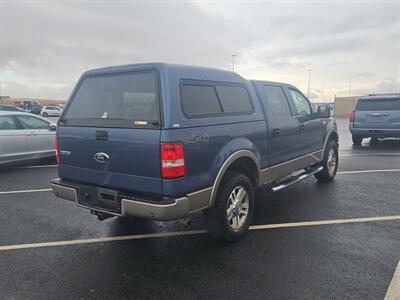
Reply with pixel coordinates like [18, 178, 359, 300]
[271, 166, 323, 192]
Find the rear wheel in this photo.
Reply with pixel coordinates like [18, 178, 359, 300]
[370, 137, 379, 144]
[203, 172, 255, 241]
[315, 140, 338, 182]
[352, 135, 363, 145]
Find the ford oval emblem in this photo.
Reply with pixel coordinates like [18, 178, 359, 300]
[94, 152, 110, 163]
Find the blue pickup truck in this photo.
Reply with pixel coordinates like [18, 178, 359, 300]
[52, 63, 338, 241]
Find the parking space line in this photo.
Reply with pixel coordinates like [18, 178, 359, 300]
[340, 153, 400, 157]
[249, 216, 400, 230]
[0, 215, 399, 252]
[1, 169, 400, 196]
[337, 169, 400, 175]
[0, 188, 52, 195]
[385, 260, 400, 300]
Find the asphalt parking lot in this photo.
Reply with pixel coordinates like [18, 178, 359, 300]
[0, 118, 399, 299]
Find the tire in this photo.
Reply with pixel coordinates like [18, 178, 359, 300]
[315, 140, 339, 182]
[370, 137, 379, 145]
[203, 172, 255, 241]
[42, 112, 48, 117]
[352, 135, 362, 145]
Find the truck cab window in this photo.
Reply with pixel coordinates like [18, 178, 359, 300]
[289, 88, 312, 116]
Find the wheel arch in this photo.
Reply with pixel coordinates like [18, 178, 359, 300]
[322, 128, 339, 155]
[209, 150, 260, 207]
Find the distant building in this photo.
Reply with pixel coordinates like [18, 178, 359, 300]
[334, 96, 359, 118]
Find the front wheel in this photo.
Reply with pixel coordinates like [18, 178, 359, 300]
[203, 172, 255, 241]
[315, 140, 338, 182]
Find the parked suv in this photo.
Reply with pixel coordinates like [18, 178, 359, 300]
[349, 94, 400, 145]
[30, 105, 43, 115]
[52, 63, 338, 241]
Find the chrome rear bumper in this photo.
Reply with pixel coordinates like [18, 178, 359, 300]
[51, 179, 204, 221]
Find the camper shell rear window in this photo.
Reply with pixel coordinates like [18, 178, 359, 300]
[61, 70, 161, 128]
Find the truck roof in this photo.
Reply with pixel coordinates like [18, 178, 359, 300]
[250, 79, 296, 89]
[83, 62, 248, 84]
[359, 94, 400, 100]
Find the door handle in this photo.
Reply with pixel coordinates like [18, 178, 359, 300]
[299, 124, 305, 131]
[27, 131, 38, 136]
[272, 128, 280, 137]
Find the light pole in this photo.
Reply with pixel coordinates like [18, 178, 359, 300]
[349, 77, 352, 96]
[0, 71, 2, 103]
[307, 69, 312, 98]
[321, 67, 325, 102]
[231, 54, 236, 72]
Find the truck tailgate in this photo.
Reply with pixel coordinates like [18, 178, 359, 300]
[57, 126, 162, 196]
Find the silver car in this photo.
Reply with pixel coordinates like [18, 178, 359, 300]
[0, 111, 56, 167]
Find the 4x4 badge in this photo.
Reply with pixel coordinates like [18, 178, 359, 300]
[188, 133, 209, 143]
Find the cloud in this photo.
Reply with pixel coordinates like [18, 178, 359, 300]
[376, 78, 400, 93]
[0, 0, 399, 101]
[0, 1, 241, 98]
[308, 91, 319, 99]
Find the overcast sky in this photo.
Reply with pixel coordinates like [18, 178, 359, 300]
[0, 0, 399, 102]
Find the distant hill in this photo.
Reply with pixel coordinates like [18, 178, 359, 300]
[1, 97, 65, 106]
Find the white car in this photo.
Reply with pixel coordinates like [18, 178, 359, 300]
[41, 106, 62, 117]
[0, 112, 56, 167]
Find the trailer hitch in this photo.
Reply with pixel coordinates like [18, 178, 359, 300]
[90, 210, 114, 221]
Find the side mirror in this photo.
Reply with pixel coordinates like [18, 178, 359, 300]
[48, 123, 57, 131]
[317, 105, 331, 118]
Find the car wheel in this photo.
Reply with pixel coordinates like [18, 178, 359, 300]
[352, 135, 363, 145]
[203, 172, 255, 241]
[42, 112, 48, 117]
[370, 137, 379, 144]
[315, 140, 339, 182]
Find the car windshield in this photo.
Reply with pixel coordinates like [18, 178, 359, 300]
[63, 71, 160, 128]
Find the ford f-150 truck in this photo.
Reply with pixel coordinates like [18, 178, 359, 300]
[52, 63, 339, 241]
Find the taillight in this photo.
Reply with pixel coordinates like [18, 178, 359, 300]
[160, 142, 185, 178]
[350, 111, 355, 123]
[54, 135, 60, 164]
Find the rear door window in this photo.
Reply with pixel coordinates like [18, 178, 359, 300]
[17, 115, 49, 130]
[181, 85, 222, 116]
[263, 85, 292, 117]
[0, 116, 17, 130]
[356, 98, 400, 111]
[63, 71, 160, 128]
